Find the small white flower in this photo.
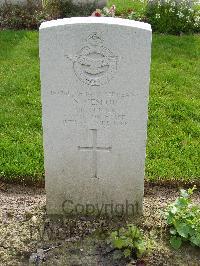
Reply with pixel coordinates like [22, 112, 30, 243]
[157, 0, 161, 7]
[194, 15, 200, 22]
[177, 11, 184, 18]
[171, 1, 176, 7]
[155, 13, 161, 19]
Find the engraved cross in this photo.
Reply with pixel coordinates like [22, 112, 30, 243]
[78, 129, 112, 178]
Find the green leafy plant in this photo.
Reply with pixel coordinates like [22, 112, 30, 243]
[108, 224, 146, 259]
[165, 186, 200, 249]
[0, 2, 53, 30]
[0, 0, 95, 30]
[145, 0, 200, 34]
[108, 0, 147, 18]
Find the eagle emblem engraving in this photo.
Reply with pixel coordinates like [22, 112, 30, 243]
[71, 33, 118, 86]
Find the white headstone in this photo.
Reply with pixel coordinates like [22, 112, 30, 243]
[72, 0, 107, 8]
[40, 17, 152, 217]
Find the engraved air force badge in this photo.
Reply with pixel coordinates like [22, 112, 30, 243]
[71, 33, 118, 86]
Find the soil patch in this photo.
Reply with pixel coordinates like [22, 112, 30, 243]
[0, 183, 199, 265]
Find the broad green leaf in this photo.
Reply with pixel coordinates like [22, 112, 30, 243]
[166, 213, 173, 224]
[176, 223, 189, 238]
[170, 236, 182, 250]
[188, 226, 195, 237]
[176, 197, 188, 207]
[190, 235, 200, 247]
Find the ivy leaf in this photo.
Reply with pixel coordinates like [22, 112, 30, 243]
[188, 226, 195, 237]
[166, 213, 173, 224]
[165, 187, 200, 249]
[190, 235, 200, 247]
[170, 236, 182, 250]
[176, 223, 189, 238]
[175, 197, 188, 207]
[123, 248, 131, 258]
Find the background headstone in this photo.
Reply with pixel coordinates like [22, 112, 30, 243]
[72, 0, 107, 8]
[40, 17, 152, 216]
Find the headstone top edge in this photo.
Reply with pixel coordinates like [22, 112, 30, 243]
[39, 17, 151, 32]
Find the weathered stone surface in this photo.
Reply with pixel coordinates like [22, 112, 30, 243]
[72, 0, 107, 8]
[40, 17, 152, 216]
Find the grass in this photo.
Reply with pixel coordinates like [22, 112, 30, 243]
[0, 31, 200, 183]
[0, 31, 43, 183]
[147, 34, 200, 181]
[107, 0, 147, 16]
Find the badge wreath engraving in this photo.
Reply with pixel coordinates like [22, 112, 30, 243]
[72, 33, 118, 86]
